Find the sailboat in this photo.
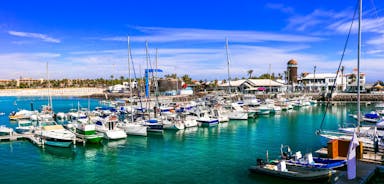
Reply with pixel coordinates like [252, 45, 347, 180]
[33, 62, 76, 148]
[318, 0, 383, 149]
[117, 36, 148, 136]
[225, 38, 248, 120]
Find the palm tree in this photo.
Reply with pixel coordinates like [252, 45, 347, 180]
[247, 69, 253, 79]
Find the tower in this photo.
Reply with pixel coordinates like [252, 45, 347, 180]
[287, 59, 298, 84]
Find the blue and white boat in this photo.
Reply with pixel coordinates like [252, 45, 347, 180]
[37, 122, 76, 148]
[15, 119, 34, 134]
[141, 119, 164, 133]
[0, 125, 14, 136]
[280, 145, 346, 169]
[197, 117, 219, 127]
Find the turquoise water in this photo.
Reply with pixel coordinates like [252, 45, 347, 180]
[0, 97, 376, 183]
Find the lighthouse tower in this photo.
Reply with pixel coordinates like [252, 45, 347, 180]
[287, 59, 298, 84]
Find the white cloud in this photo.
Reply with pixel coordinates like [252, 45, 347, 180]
[102, 26, 324, 43]
[265, 3, 294, 14]
[0, 52, 61, 79]
[286, 9, 353, 32]
[0, 42, 382, 82]
[8, 30, 61, 43]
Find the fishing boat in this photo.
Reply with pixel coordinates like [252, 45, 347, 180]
[249, 159, 333, 181]
[73, 118, 103, 144]
[95, 115, 127, 140]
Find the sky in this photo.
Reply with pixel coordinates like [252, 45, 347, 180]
[0, 0, 384, 83]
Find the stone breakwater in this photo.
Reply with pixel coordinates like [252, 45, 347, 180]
[0, 88, 105, 97]
[331, 93, 384, 101]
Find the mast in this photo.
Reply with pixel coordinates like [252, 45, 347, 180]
[357, 0, 362, 129]
[128, 36, 134, 123]
[269, 64, 272, 93]
[225, 38, 231, 95]
[46, 61, 52, 110]
[155, 48, 160, 109]
[145, 41, 150, 116]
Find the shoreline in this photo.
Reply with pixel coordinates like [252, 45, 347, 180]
[0, 88, 105, 97]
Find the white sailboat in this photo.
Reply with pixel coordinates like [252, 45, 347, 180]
[117, 36, 148, 136]
[318, 0, 384, 149]
[225, 38, 248, 120]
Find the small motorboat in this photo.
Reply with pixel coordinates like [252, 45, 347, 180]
[280, 145, 346, 169]
[249, 159, 333, 181]
[0, 125, 14, 136]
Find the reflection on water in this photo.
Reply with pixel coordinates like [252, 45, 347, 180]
[81, 144, 103, 160]
[218, 122, 228, 128]
[127, 136, 148, 149]
[3, 99, 382, 184]
[102, 139, 127, 149]
[182, 126, 199, 135]
[40, 146, 76, 160]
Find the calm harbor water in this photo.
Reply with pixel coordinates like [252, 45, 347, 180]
[0, 96, 376, 184]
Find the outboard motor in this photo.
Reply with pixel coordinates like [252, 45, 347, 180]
[256, 158, 264, 166]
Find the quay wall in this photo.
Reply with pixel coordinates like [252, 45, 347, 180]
[331, 93, 384, 101]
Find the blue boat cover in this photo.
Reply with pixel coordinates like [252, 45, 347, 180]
[365, 113, 379, 119]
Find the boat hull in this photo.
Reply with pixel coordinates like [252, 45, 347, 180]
[249, 164, 332, 181]
[198, 120, 219, 127]
[44, 139, 73, 148]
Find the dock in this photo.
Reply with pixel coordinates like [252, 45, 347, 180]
[0, 132, 86, 147]
[315, 146, 383, 184]
[331, 161, 380, 184]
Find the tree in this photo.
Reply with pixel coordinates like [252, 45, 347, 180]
[181, 74, 192, 84]
[247, 69, 253, 79]
[164, 73, 177, 79]
[277, 73, 283, 79]
[258, 73, 271, 79]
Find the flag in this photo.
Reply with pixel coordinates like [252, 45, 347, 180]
[347, 132, 359, 180]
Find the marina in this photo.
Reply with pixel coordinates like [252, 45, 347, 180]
[1, 1, 384, 183]
[0, 96, 383, 183]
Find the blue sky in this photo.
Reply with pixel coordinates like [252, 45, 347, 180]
[0, 0, 384, 82]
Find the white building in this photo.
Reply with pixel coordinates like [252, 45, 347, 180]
[218, 79, 284, 94]
[345, 69, 366, 93]
[300, 73, 346, 93]
[218, 80, 246, 93]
